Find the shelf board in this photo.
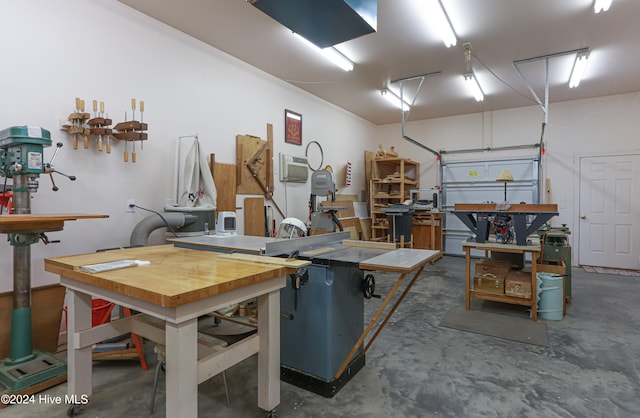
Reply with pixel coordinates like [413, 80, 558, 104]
[373, 179, 417, 185]
[469, 290, 532, 306]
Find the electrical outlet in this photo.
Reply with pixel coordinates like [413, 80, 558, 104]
[127, 199, 135, 212]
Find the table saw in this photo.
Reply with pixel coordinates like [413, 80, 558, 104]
[169, 232, 440, 397]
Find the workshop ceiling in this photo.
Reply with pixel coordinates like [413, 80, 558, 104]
[118, 0, 640, 125]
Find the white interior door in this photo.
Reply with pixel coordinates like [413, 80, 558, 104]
[578, 154, 640, 269]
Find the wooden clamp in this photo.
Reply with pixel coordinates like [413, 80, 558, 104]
[113, 99, 147, 162]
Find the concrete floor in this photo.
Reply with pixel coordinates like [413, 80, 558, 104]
[3, 255, 639, 418]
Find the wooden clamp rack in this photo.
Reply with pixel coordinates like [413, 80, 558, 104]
[87, 99, 113, 153]
[65, 97, 90, 150]
[113, 98, 147, 163]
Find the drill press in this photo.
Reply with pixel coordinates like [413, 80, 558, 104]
[0, 126, 74, 392]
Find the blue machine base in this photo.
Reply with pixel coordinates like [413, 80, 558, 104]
[280, 353, 365, 398]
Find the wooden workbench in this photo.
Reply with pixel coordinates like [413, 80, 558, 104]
[462, 239, 541, 321]
[45, 245, 309, 417]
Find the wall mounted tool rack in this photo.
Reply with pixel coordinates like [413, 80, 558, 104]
[87, 100, 113, 153]
[113, 99, 147, 163]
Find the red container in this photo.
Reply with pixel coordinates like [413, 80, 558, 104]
[91, 298, 115, 326]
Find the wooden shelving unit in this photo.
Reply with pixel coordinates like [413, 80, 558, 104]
[371, 157, 419, 242]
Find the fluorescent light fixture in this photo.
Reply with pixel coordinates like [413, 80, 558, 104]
[381, 89, 411, 111]
[594, 0, 612, 13]
[321, 47, 355, 72]
[463, 73, 484, 101]
[294, 33, 354, 71]
[414, 0, 457, 48]
[569, 51, 589, 88]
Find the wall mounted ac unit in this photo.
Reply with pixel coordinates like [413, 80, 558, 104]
[279, 153, 309, 183]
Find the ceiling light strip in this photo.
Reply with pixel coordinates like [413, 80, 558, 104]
[432, 0, 457, 47]
[464, 73, 484, 101]
[320, 47, 354, 72]
[381, 89, 411, 111]
[569, 51, 590, 88]
[412, 0, 457, 48]
[594, 0, 613, 13]
[294, 33, 354, 71]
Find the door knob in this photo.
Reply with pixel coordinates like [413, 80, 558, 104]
[580, 214, 586, 219]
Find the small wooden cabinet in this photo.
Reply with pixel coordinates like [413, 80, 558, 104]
[412, 211, 443, 252]
[371, 157, 419, 242]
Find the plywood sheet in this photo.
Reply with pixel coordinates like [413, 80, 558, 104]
[359, 248, 440, 273]
[340, 217, 362, 240]
[360, 218, 372, 241]
[236, 125, 274, 196]
[210, 154, 237, 212]
[364, 150, 376, 210]
[0, 284, 66, 357]
[244, 197, 265, 236]
[336, 193, 359, 202]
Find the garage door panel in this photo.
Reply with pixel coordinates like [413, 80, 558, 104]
[443, 157, 539, 255]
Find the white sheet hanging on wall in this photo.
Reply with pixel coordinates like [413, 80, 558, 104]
[172, 136, 217, 210]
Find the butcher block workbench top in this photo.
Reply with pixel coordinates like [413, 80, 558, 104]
[44, 244, 309, 308]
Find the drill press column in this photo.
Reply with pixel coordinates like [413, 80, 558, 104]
[9, 174, 35, 362]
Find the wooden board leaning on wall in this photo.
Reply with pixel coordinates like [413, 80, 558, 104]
[236, 124, 274, 195]
[209, 153, 237, 213]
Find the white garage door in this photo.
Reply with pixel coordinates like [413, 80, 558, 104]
[442, 158, 540, 256]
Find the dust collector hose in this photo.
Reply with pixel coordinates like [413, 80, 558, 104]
[129, 212, 197, 247]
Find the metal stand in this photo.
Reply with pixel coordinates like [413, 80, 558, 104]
[0, 174, 66, 392]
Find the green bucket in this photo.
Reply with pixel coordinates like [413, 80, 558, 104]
[536, 272, 563, 320]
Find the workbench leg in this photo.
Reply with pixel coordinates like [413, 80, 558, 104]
[531, 252, 538, 321]
[364, 264, 426, 353]
[165, 318, 198, 418]
[67, 290, 93, 398]
[257, 289, 280, 413]
[465, 248, 471, 310]
[336, 272, 407, 380]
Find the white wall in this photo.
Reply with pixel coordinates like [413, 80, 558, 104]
[375, 92, 640, 259]
[0, 0, 376, 292]
[3, 1, 639, 293]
